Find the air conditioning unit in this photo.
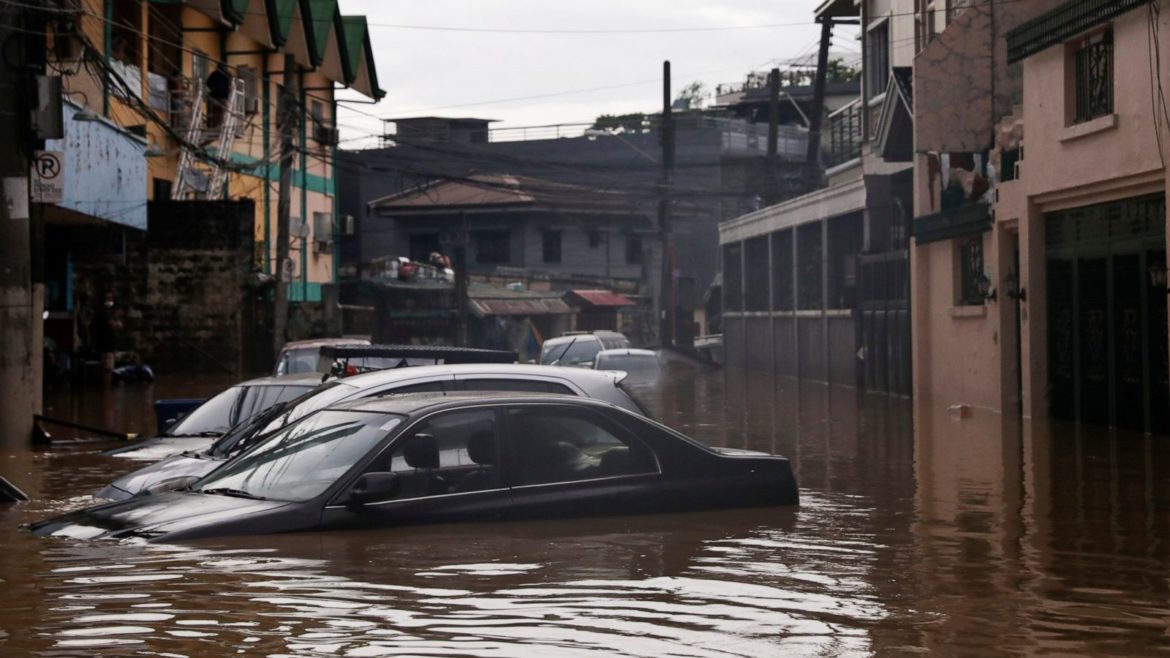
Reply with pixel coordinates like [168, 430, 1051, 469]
[314, 239, 332, 254]
[338, 214, 355, 236]
[314, 125, 339, 146]
[244, 95, 260, 115]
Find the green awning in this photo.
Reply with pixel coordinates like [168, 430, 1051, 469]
[266, 0, 298, 47]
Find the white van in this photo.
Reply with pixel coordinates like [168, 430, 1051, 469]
[539, 331, 631, 367]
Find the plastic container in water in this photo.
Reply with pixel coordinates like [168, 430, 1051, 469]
[154, 398, 206, 435]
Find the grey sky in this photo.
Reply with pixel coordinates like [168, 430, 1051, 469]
[336, 1, 857, 147]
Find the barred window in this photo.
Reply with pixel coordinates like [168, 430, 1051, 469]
[957, 236, 985, 306]
[1073, 30, 1113, 123]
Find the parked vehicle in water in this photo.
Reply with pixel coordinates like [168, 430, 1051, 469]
[103, 373, 325, 461]
[274, 338, 370, 376]
[33, 393, 798, 543]
[93, 364, 650, 501]
[593, 348, 661, 380]
[319, 344, 517, 378]
[539, 331, 631, 367]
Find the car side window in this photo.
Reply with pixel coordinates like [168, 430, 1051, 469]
[461, 379, 575, 395]
[367, 410, 500, 499]
[506, 409, 657, 486]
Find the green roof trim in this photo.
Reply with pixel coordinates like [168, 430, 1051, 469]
[220, 0, 250, 24]
[340, 15, 385, 100]
[303, 0, 338, 67]
[267, 0, 298, 47]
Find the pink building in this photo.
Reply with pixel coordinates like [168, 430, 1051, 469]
[911, 0, 1170, 433]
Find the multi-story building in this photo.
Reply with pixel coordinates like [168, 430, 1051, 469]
[910, 0, 1169, 433]
[39, 0, 382, 370]
[716, 0, 915, 395]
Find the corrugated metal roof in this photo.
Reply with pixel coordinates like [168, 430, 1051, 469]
[369, 173, 650, 217]
[566, 290, 636, 307]
[469, 297, 573, 317]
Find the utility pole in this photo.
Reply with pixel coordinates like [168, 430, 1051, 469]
[658, 60, 675, 348]
[272, 53, 296, 359]
[807, 19, 834, 165]
[766, 67, 781, 204]
[454, 212, 469, 347]
[0, 6, 37, 448]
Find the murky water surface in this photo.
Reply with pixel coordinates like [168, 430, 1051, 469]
[4, 369, 1170, 656]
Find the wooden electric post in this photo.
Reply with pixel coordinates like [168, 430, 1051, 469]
[272, 53, 296, 359]
[659, 60, 675, 348]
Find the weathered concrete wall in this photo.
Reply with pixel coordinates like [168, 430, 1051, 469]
[914, 0, 1062, 153]
[144, 200, 258, 375]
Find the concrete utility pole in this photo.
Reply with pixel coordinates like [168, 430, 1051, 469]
[767, 67, 781, 204]
[0, 7, 37, 448]
[272, 53, 296, 359]
[807, 18, 834, 165]
[658, 60, 675, 348]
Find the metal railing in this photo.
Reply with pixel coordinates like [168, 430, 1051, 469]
[823, 98, 863, 168]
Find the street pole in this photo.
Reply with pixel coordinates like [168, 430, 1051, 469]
[454, 212, 469, 347]
[0, 6, 36, 447]
[659, 60, 675, 348]
[767, 67, 780, 204]
[272, 53, 296, 359]
[807, 19, 834, 165]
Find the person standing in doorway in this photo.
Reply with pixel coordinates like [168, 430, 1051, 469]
[92, 292, 122, 388]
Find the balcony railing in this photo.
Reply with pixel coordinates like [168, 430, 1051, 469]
[911, 203, 992, 245]
[823, 98, 862, 168]
[1006, 0, 1144, 64]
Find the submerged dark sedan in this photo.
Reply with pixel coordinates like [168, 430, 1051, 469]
[32, 394, 798, 543]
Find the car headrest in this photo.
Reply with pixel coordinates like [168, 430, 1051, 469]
[466, 430, 495, 466]
[403, 433, 439, 469]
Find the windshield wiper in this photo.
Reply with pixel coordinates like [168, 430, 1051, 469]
[550, 336, 578, 365]
[199, 487, 266, 500]
[167, 430, 223, 438]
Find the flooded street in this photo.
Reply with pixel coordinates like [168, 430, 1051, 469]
[3, 369, 1170, 656]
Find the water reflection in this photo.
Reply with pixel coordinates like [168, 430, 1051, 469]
[4, 370, 1170, 655]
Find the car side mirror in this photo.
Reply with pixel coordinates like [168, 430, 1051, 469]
[348, 472, 399, 506]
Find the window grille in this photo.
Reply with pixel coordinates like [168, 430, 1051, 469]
[958, 236, 985, 306]
[1074, 31, 1113, 123]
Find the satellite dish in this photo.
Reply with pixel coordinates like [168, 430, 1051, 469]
[281, 257, 296, 280]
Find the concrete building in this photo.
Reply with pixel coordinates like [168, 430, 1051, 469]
[910, 0, 1169, 433]
[42, 0, 382, 372]
[338, 110, 824, 340]
[716, 0, 915, 396]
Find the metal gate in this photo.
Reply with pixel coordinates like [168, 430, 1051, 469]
[1046, 194, 1169, 433]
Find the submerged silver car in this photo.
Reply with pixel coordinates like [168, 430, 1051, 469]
[95, 364, 650, 501]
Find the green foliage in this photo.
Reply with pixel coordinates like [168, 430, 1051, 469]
[591, 112, 649, 132]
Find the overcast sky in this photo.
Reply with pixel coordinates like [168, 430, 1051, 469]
[335, 1, 858, 148]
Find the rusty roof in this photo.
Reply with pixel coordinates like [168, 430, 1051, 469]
[565, 290, 636, 307]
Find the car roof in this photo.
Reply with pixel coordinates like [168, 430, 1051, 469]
[336, 362, 626, 389]
[328, 391, 620, 416]
[236, 372, 328, 387]
[596, 348, 657, 358]
[543, 334, 602, 346]
[280, 337, 370, 352]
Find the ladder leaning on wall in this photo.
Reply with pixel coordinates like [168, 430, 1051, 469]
[172, 77, 246, 201]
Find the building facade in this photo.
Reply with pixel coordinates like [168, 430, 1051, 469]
[910, 0, 1170, 433]
[716, 0, 915, 395]
[38, 0, 382, 371]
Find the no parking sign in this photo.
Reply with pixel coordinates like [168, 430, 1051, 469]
[31, 150, 64, 203]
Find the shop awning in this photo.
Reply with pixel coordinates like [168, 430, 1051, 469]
[469, 297, 573, 317]
[565, 290, 636, 307]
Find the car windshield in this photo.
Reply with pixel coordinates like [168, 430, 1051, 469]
[276, 348, 318, 375]
[541, 339, 601, 365]
[596, 354, 660, 375]
[256, 382, 358, 435]
[196, 410, 402, 502]
[167, 383, 315, 438]
[164, 386, 242, 437]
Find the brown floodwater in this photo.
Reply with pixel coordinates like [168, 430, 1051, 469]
[3, 368, 1170, 656]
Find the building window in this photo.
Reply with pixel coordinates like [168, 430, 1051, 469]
[588, 230, 602, 248]
[1073, 30, 1113, 123]
[625, 235, 643, 265]
[542, 230, 562, 264]
[474, 230, 511, 264]
[957, 236, 985, 306]
[865, 21, 890, 100]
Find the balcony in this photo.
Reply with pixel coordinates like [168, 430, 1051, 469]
[911, 203, 992, 245]
[823, 98, 862, 169]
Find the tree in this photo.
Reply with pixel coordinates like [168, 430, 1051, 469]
[826, 58, 860, 84]
[674, 81, 709, 110]
[591, 112, 648, 133]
